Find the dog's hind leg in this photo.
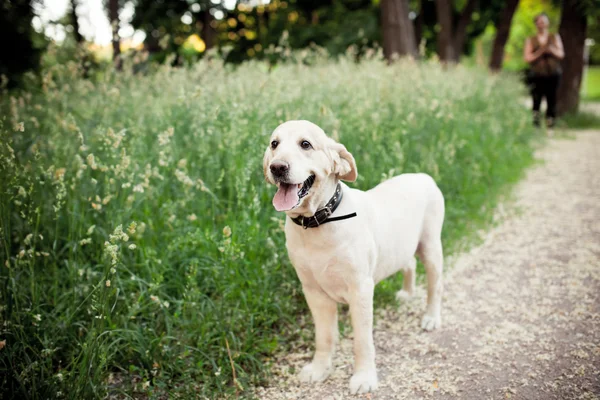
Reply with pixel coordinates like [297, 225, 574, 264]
[395, 257, 416, 301]
[418, 239, 443, 331]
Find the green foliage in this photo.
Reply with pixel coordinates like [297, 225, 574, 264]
[583, 66, 600, 101]
[0, 56, 539, 398]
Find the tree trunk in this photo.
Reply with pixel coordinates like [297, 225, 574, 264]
[108, 0, 121, 68]
[489, 0, 519, 71]
[70, 0, 83, 44]
[451, 0, 477, 62]
[414, 0, 424, 51]
[381, 0, 417, 62]
[557, 0, 587, 115]
[434, 0, 454, 62]
[200, 11, 215, 51]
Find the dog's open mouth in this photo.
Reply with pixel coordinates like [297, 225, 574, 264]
[273, 175, 315, 211]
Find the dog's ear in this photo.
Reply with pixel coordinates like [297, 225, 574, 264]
[327, 139, 358, 182]
[263, 146, 272, 180]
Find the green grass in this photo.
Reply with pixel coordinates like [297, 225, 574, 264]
[0, 56, 539, 399]
[559, 110, 600, 129]
[583, 66, 600, 101]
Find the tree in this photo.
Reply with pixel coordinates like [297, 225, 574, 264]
[108, 0, 121, 68]
[70, 0, 83, 44]
[381, 0, 417, 61]
[434, 0, 478, 62]
[489, 0, 519, 71]
[556, 0, 588, 115]
[434, 0, 454, 61]
[0, 0, 44, 87]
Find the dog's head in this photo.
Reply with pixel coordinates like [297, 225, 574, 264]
[263, 120, 357, 214]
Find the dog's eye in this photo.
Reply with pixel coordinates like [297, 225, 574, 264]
[271, 140, 279, 149]
[300, 140, 312, 150]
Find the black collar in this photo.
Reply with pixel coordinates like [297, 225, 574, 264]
[291, 183, 357, 229]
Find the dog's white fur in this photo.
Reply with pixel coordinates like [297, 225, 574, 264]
[263, 120, 445, 394]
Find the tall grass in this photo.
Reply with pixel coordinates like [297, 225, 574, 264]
[0, 55, 538, 399]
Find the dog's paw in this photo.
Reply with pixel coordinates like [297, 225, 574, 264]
[395, 289, 412, 301]
[421, 313, 441, 331]
[349, 370, 378, 394]
[298, 362, 332, 383]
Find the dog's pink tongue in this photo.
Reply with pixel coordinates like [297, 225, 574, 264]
[273, 184, 299, 211]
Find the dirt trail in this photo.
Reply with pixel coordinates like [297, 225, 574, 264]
[256, 130, 600, 400]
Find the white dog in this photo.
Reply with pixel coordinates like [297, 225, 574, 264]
[263, 120, 445, 394]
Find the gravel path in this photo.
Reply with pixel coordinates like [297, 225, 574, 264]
[255, 130, 600, 400]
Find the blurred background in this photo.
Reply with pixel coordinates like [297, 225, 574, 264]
[2, 0, 599, 107]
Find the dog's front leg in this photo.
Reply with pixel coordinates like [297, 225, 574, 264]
[348, 279, 378, 394]
[298, 286, 338, 383]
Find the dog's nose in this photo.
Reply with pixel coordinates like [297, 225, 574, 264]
[270, 161, 289, 177]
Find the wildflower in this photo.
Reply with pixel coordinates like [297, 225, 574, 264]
[177, 158, 188, 168]
[24, 234, 33, 246]
[14, 122, 24, 132]
[128, 244, 137, 250]
[79, 238, 92, 246]
[218, 247, 225, 253]
[41, 252, 49, 257]
[187, 214, 197, 221]
[18, 250, 25, 258]
[163, 301, 170, 308]
[158, 127, 174, 146]
[54, 168, 66, 180]
[91, 203, 102, 211]
[17, 186, 26, 197]
[122, 182, 131, 188]
[78, 269, 84, 276]
[168, 214, 176, 223]
[127, 222, 137, 235]
[133, 184, 144, 193]
[33, 314, 41, 322]
[150, 295, 160, 304]
[175, 169, 195, 187]
[56, 373, 63, 382]
[103, 241, 119, 265]
[105, 280, 111, 287]
[223, 226, 232, 237]
[110, 267, 116, 274]
[109, 225, 129, 243]
[86, 154, 98, 170]
[87, 225, 96, 235]
[102, 195, 113, 205]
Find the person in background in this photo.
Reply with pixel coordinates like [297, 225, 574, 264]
[524, 12, 564, 128]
